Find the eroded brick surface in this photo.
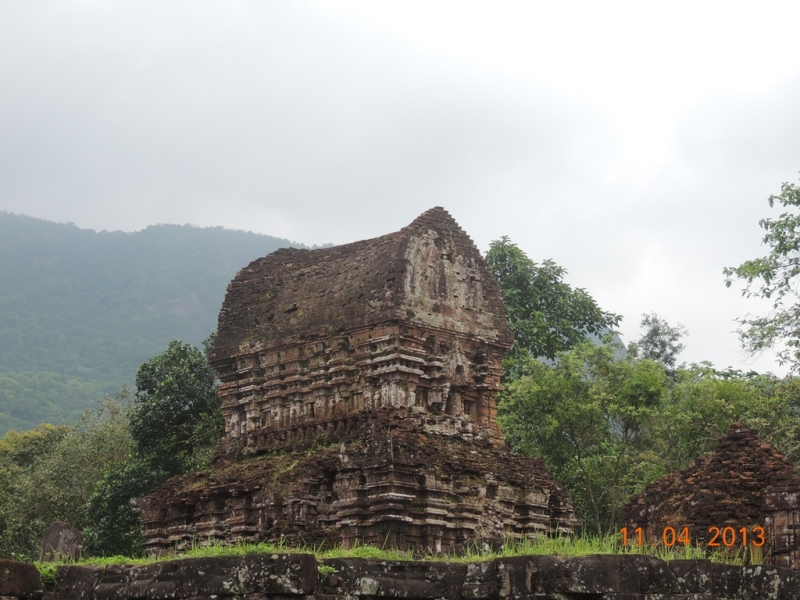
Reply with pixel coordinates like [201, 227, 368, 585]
[209, 207, 513, 456]
[624, 423, 800, 569]
[136, 208, 577, 554]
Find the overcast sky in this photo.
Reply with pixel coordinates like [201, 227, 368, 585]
[2, 1, 800, 373]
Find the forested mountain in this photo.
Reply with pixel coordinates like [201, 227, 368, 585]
[0, 212, 307, 434]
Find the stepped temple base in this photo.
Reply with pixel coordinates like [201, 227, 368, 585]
[137, 409, 577, 555]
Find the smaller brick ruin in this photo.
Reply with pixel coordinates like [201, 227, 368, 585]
[137, 207, 578, 555]
[624, 423, 800, 568]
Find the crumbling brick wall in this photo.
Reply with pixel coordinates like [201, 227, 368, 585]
[208, 207, 512, 458]
[137, 208, 578, 554]
[624, 423, 800, 568]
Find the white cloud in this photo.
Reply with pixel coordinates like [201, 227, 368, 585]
[1, 0, 799, 374]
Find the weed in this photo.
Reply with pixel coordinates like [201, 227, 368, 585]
[36, 563, 58, 584]
[32, 532, 769, 580]
[318, 564, 337, 576]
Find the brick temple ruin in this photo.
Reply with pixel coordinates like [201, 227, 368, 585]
[624, 423, 800, 569]
[137, 207, 578, 555]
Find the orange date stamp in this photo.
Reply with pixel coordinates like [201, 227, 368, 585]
[620, 526, 766, 548]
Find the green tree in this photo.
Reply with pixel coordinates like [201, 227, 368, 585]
[83, 459, 170, 558]
[85, 337, 222, 557]
[652, 365, 763, 472]
[485, 237, 621, 379]
[21, 396, 133, 530]
[0, 396, 132, 560]
[724, 176, 800, 369]
[747, 376, 800, 463]
[0, 424, 69, 469]
[653, 365, 800, 472]
[130, 339, 221, 469]
[0, 424, 68, 560]
[630, 313, 688, 370]
[499, 339, 666, 534]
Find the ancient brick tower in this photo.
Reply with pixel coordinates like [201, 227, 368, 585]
[138, 207, 578, 554]
[624, 423, 800, 569]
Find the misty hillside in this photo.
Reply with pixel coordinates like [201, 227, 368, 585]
[0, 212, 308, 434]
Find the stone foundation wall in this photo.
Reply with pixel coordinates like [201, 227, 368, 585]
[3, 554, 799, 600]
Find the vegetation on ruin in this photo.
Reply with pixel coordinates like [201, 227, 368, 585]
[31, 532, 766, 580]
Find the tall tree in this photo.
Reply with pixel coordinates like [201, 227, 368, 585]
[130, 339, 221, 469]
[85, 337, 223, 557]
[632, 313, 688, 370]
[498, 340, 666, 534]
[724, 176, 800, 369]
[485, 236, 621, 378]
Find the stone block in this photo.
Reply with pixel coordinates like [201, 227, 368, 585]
[40, 522, 83, 563]
[0, 559, 43, 598]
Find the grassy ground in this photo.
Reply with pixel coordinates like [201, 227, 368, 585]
[34, 533, 766, 580]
